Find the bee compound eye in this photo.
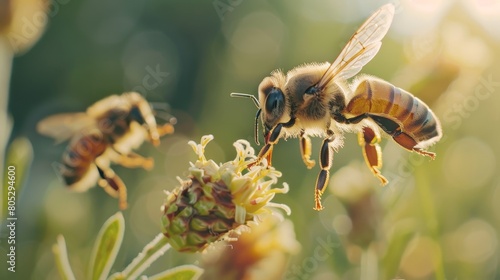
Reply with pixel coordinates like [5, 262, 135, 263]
[265, 88, 284, 114]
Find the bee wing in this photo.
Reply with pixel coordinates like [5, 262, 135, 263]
[316, 3, 395, 89]
[37, 113, 96, 143]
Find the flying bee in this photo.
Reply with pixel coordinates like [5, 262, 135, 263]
[37, 92, 176, 210]
[231, 3, 442, 211]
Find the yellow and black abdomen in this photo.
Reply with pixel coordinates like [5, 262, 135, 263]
[345, 77, 441, 147]
[60, 131, 108, 190]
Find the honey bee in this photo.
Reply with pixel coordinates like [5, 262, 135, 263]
[231, 3, 442, 210]
[37, 92, 175, 210]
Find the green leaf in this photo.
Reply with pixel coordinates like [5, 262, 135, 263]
[52, 235, 76, 280]
[109, 233, 172, 280]
[2, 137, 33, 220]
[89, 212, 125, 280]
[148, 265, 204, 280]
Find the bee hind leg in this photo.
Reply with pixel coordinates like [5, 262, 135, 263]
[392, 132, 436, 159]
[95, 163, 128, 210]
[368, 115, 436, 159]
[358, 127, 388, 185]
[314, 130, 335, 211]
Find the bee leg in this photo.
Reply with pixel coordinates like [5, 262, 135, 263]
[111, 147, 154, 170]
[392, 131, 436, 159]
[252, 123, 283, 167]
[334, 113, 368, 125]
[146, 122, 175, 145]
[314, 130, 335, 211]
[368, 115, 436, 159]
[251, 118, 295, 167]
[131, 98, 160, 146]
[95, 162, 128, 210]
[358, 127, 388, 185]
[145, 122, 174, 147]
[300, 131, 315, 169]
[156, 123, 175, 137]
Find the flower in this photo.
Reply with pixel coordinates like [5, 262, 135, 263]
[161, 135, 290, 253]
[200, 213, 301, 280]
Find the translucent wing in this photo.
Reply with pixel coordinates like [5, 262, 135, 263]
[37, 113, 96, 144]
[317, 3, 395, 89]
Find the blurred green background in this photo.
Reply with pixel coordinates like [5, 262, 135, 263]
[2, 0, 500, 279]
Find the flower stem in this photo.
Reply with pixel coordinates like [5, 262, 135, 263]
[415, 169, 446, 280]
[108, 233, 171, 280]
[360, 246, 378, 280]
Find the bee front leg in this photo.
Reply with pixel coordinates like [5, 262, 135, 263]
[314, 130, 335, 211]
[147, 122, 175, 145]
[252, 118, 295, 167]
[359, 127, 388, 185]
[133, 97, 164, 147]
[156, 123, 175, 137]
[95, 161, 128, 210]
[111, 147, 154, 170]
[300, 131, 315, 169]
[252, 123, 283, 167]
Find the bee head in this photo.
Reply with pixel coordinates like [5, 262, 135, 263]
[258, 75, 286, 142]
[230, 71, 286, 145]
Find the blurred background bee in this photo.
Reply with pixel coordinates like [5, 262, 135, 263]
[232, 3, 442, 210]
[37, 92, 176, 210]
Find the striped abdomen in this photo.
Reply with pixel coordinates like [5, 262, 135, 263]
[345, 77, 441, 144]
[60, 131, 107, 188]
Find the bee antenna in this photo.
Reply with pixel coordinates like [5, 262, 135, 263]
[230, 93, 262, 145]
[154, 111, 177, 125]
[254, 109, 261, 145]
[148, 102, 177, 124]
[230, 93, 260, 109]
[149, 102, 172, 112]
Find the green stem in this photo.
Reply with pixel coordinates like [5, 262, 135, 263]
[360, 246, 378, 280]
[0, 36, 13, 220]
[108, 233, 171, 280]
[415, 169, 446, 280]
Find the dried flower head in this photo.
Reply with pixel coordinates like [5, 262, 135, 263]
[161, 135, 290, 253]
